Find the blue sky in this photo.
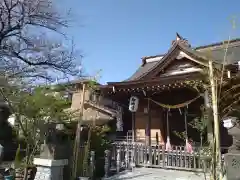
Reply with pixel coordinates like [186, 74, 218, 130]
[58, 0, 240, 84]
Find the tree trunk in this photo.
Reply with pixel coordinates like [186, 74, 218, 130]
[209, 60, 222, 179]
[72, 83, 86, 179]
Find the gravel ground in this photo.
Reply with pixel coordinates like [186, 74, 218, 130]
[104, 168, 210, 180]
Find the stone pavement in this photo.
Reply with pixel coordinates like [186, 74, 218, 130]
[104, 167, 210, 180]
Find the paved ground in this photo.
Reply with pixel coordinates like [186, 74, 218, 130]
[104, 168, 210, 180]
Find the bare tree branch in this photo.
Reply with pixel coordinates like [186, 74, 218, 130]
[0, 0, 81, 82]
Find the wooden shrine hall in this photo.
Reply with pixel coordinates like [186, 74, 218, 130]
[100, 34, 239, 149]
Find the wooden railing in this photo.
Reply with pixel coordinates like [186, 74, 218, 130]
[104, 142, 213, 178]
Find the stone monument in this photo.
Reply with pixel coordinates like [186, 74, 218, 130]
[223, 117, 240, 180]
[34, 123, 69, 180]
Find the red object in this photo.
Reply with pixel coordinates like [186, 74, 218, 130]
[185, 139, 193, 153]
[165, 137, 172, 151]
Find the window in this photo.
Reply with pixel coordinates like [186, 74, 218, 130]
[89, 92, 101, 102]
[63, 91, 73, 102]
[89, 92, 96, 102]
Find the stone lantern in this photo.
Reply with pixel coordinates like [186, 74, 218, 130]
[223, 117, 240, 180]
[34, 123, 69, 180]
[39, 123, 69, 160]
[223, 117, 240, 153]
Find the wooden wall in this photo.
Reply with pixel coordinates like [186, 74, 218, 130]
[133, 88, 204, 145]
[135, 100, 165, 145]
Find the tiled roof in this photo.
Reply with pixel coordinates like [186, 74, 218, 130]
[125, 38, 240, 81]
[60, 78, 101, 86]
[195, 38, 240, 50]
[125, 61, 159, 81]
[197, 42, 240, 65]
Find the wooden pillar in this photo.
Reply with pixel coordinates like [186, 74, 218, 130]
[145, 99, 151, 146]
[204, 90, 213, 144]
[132, 112, 136, 142]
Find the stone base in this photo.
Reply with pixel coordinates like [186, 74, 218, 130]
[33, 158, 68, 180]
[224, 153, 240, 180]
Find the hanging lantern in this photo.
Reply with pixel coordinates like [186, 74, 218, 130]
[129, 96, 139, 112]
[116, 105, 123, 132]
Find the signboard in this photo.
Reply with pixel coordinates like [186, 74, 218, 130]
[225, 153, 240, 180]
[116, 105, 123, 131]
[128, 96, 139, 112]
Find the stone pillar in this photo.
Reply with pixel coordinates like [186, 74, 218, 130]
[116, 149, 121, 173]
[34, 158, 68, 180]
[104, 150, 110, 178]
[0, 144, 3, 163]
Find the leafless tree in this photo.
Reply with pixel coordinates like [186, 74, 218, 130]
[0, 0, 81, 82]
[0, 2, 82, 179]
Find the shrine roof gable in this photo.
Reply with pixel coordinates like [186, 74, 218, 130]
[124, 37, 240, 82]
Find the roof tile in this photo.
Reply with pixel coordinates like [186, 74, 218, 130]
[125, 39, 240, 81]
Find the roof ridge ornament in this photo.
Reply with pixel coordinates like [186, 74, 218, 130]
[172, 33, 191, 48]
